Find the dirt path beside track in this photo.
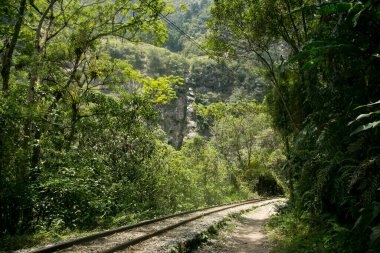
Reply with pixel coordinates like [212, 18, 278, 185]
[194, 201, 284, 253]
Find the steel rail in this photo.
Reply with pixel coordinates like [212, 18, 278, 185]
[29, 198, 270, 253]
[100, 198, 271, 253]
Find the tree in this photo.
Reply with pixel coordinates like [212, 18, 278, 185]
[208, 0, 380, 250]
[0, 0, 27, 91]
[0, 0, 175, 236]
[207, 0, 319, 133]
[196, 100, 286, 195]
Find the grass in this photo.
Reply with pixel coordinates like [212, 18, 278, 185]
[0, 228, 106, 253]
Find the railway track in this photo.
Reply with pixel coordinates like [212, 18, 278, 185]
[26, 198, 281, 253]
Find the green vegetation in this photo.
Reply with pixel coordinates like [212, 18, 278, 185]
[105, 40, 264, 102]
[0, 0, 283, 251]
[3, 0, 376, 251]
[163, 0, 212, 54]
[208, 0, 380, 251]
[267, 207, 355, 252]
[104, 38, 265, 148]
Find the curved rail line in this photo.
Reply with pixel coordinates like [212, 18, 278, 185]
[29, 198, 271, 253]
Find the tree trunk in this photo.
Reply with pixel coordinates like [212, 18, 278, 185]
[1, 0, 27, 91]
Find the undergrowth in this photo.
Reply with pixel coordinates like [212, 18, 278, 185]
[266, 205, 364, 253]
[0, 229, 99, 253]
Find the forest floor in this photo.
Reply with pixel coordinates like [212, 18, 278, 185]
[193, 201, 282, 253]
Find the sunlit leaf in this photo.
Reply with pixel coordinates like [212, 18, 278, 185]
[370, 224, 380, 249]
[350, 121, 380, 136]
[348, 111, 380, 125]
[355, 100, 380, 110]
[180, 2, 188, 12]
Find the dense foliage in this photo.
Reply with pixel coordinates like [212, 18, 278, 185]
[0, 0, 173, 242]
[106, 40, 265, 102]
[105, 39, 265, 147]
[3, 0, 379, 251]
[208, 0, 380, 251]
[163, 0, 211, 54]
[0, 0, 283, 251]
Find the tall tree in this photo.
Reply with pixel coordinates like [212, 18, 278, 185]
[0, 0, 174, 235]
[0, 0, 27, 91]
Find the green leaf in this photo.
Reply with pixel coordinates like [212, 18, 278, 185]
[355, 100, 380, 110]
[370, 224, 380, 249]
[180, 2, 188, 13]
[352, 8, 365, 27]
[351, 2, 370, 27]
[318, 2, 352, 15]
[348, 111, 380, 125]
[353, 203, 380, 233]
[350, 121, 380, 136]
[302, 56, 325, 70]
